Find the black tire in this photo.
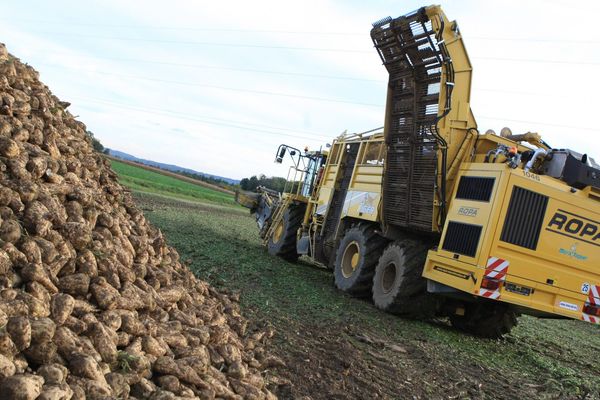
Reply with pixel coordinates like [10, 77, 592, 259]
[372, 239, 437, 319]
[449, 302, 518, 339]
[267, 203, 304, 261]
[333, 224, 387, 297]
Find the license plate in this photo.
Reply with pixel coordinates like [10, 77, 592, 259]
[504, 282, 533, 296]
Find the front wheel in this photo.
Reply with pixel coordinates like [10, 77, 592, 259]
[267, 204, 304, 261]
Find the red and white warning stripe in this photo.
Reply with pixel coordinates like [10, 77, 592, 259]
[589, 285, 600, 306]
[582, 285, 600, 325]
[479, 288, 501, 300]
[484, 257, 510, 280]
[582, 313, 599, 324]
[478, 257, 509, 300]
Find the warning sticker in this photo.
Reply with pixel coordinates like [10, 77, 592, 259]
[581, 282, 591, 295]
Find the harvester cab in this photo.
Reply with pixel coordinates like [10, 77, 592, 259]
[273, 144, 326, 198]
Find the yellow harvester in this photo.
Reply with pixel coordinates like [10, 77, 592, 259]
[238, 5, 600, 337]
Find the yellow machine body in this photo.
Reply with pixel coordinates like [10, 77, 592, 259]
[240, 5, 600, 330]
[424, 162, 600, 321]
[304, 127, 600, 323]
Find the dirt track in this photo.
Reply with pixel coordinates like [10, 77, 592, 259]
[268, 321, 524, 400]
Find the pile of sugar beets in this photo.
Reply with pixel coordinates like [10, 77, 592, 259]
[0, 43, 278, 400]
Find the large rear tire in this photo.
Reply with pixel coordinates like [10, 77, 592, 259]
[267, 203, 304, 261]
[372, 239, 437, 319]
[449, 302, 518, 339]
[333, 225, 387, 297]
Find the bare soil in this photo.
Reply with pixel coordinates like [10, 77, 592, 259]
[266, 319, 534, 400]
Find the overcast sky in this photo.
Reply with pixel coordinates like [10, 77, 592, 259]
[1, 0, 599, 180]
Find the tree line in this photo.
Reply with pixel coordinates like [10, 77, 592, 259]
[239, 174, 289, 192]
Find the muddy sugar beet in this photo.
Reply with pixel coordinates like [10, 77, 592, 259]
[0, 43, 275, 400]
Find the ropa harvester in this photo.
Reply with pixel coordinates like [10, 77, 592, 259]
[237, 5, 600, 337]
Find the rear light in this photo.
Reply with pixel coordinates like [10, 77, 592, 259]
[481, 277, 501, 290]
[583, 303, 600, 317]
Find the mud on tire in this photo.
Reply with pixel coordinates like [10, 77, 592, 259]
[372, 239, 437, 319]
[450, 302, 518, 339]
[267, 203, 305, 261]
[333, 224, 387, 297]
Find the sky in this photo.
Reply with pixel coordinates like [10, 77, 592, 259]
[1, 0, 599, 181]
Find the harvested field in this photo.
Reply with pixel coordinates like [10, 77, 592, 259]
[110, 159, 236, 207]
[0, 43, 274, 399]
[133, 191, 600, 400]
[106, 155, 235, 197]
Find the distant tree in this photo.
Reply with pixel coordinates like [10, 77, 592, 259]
[86, 130, 105, 153]
[238, 174, 290, 193]
[248, 175, 259, 191]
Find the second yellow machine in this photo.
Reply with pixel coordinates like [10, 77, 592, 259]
[238, 5, 600, 337]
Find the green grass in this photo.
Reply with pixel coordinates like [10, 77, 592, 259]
[135, 192, 600, 399]
[110, 160, 236, 206]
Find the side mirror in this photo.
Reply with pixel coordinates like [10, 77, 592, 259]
[276, 147, 286, 163]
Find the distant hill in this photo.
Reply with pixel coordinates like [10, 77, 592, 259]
[107, 149, 239, 185]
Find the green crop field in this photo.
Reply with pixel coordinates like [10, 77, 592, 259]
[110, 159, 236, 206]
[112, 161, 600, 399]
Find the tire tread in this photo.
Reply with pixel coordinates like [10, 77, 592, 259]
[333, 224, 387, 297]
[268, 203, 305, 261]
[372, 239, 436, 319]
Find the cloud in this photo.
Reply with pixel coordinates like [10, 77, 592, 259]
[1, 0, 599, 180]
